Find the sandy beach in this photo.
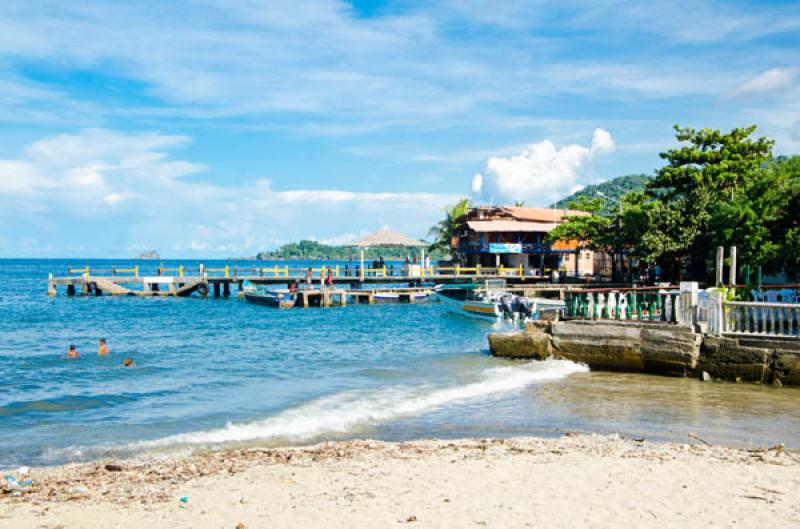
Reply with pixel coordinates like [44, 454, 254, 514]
[2, 434, 798, 528]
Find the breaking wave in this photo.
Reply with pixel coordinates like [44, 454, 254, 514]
[132, 359, 588, 449]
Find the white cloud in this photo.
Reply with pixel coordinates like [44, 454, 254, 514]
[725, 67, 800, 99]
[0, 160, 52, 195]
[0, 128, 203, 201]
[102, 191, 140, 206]
[590, 128, 615, 155]
[471, 173, 483, 194]
[568, 0, 800, 44]
[0, 129, 459, 256]
[0, 0, 787, 136]
[475, 128, 615, 206]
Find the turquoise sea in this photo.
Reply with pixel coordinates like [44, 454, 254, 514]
[1, 259, 798, 469]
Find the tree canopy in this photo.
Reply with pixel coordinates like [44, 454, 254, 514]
[427, 198, 472, 258]
[549, 125, 799, 282]
[643, 125, 774, 279]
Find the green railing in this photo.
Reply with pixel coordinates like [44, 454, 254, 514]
[565, 287, 680, 323]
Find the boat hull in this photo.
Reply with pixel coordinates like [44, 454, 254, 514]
[244, 291, 296, 309]
[436, 290, 502, 321]
[373, 292, 431, 302]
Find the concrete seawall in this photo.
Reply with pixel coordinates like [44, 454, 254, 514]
[488, 320, 800, 386]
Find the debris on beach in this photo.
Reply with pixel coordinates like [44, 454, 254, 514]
[1, 435, 796, 506]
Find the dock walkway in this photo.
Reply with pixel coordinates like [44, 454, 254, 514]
[45, 263, 603, 308]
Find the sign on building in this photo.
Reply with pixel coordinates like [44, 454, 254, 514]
[489, 243, 522, 254]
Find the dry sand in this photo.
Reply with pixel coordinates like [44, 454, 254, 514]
[2, 434, 799, 529]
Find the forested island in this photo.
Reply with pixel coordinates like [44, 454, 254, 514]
[255, 239, 442, 261]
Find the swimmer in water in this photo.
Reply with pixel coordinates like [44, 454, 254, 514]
[98, 338, 109, 356]
[67, 345, 79, 358]
[123, 358, 134, 367]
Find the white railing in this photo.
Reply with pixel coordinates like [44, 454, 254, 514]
[723, 301, 800, 337]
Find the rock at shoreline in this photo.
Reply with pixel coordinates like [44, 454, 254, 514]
[488, 331, 551, 360]
[137, 250, 160, 260]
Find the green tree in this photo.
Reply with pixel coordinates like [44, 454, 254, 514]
[646, 125, 774, 280]
[776, 157, 800, 277]
[546, 196, 611, 251]
[428, 198, 472, 258]
[548, 194, 654, 280]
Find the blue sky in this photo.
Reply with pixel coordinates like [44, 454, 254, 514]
[0, 0, 798, 257]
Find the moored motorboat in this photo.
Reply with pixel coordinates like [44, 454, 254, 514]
[244, 289, 297, 309]
[373, 291, 432, 302]
[435, 280, 541, 321]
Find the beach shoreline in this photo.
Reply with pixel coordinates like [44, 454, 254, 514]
[3, 434, 798, 528]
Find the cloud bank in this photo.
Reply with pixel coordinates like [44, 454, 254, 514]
[472, 128, 615, 205]
[0, 129, 459, 256]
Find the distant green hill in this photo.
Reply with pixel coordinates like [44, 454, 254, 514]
[256, 239, 440, 261]
[553, 174, 652, 214]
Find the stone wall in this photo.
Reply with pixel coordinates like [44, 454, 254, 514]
[488, 320, 800, 385]
[551, 321, 645, 372]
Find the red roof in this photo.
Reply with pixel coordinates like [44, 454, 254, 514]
[462, 206, 588, 224]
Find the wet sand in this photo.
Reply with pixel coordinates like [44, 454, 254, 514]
[2, 434, 799, 528]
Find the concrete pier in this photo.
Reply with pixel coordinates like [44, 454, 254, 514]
[489, 320, 800, 386]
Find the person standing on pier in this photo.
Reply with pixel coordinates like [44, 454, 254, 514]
[326, 266, 335, 288]
[305, 267, 313, 289]
[67, 345, 79, 359]
[98, 338, 109, 356]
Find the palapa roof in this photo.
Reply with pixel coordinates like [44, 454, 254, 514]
[349, 229, 427, 248]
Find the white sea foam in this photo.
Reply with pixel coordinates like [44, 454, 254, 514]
[133, 359, 588, 449]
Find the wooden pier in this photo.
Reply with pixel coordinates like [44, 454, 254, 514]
[46, 272, 439, 307]
[46, 263, 596, 305]
[283, 287, 431, 308]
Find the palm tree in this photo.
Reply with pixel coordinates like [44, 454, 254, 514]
[428, 198, 472, 258]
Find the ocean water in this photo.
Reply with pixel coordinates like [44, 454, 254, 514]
[1, 259, 799, 469]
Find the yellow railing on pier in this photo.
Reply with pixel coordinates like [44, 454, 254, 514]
[65, 263, 529, 279]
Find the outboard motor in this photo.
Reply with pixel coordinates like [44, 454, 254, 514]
[517, 298, 535, 320]
[500, 296, 516, 319]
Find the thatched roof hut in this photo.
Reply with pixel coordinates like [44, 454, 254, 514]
[349, 229, 426, 248]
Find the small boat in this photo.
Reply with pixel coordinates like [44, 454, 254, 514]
[435, 280, 564, 322]
[244, 289, 297, 309]
[373, 291, 432, 302]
